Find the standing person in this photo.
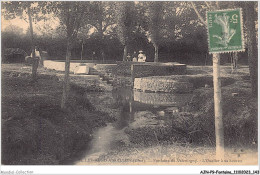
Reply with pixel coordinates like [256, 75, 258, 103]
[132, 51, 138, 62]
[138, 50, 146, 62]
[126, 53, 131, 61]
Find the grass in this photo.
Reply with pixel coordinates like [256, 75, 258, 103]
[89, 67, 258, 165]
[187, 82, 258, 147]
[126, 66, 257, 149]
[2, 64, 257, 165]
[1, 67, 115, 165]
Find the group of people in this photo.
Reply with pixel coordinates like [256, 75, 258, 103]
[126, 50, 146, 62]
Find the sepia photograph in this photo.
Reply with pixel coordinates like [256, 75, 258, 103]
[1, 0, 258, 173]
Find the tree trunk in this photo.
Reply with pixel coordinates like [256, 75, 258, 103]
[28, 6, 38, 82]
[101, 49, 105, 63]
[99, 31, 105, 63]
[80, 40, 84, 61]
[61, 39, 72, 109]
[213, 53, 224, 159]
[245, 2, 258, 96]
[123, 45, 128, 61]
[154, 44, 159, 62]
[231, 52, 238, 73]
[99, 32, 105, 63]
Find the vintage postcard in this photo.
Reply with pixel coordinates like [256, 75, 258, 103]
[1, 1, 258, 174]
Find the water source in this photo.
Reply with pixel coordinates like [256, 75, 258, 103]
[75, 87, 193, 164]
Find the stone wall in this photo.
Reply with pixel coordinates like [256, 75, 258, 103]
[134, 77, 193, 93]
[133, 74, 236, 93]
[113, 61, 145, 76]
[113, 62, 186, 77]
[113, 61, 186, 78]
[113, 62, 187, 87]
[133, 91, 192, 106]
[131, 63, 187, 79]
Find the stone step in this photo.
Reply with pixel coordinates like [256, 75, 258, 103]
[101, 76, 114, 82]
[89, 69, 100, 75]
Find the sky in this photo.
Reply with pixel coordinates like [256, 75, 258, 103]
[2, 14, 97, 38]
[1, 13, 60, 35]
[2, 16, 28, 33]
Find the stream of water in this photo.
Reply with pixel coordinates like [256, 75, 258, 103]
[73, 84, 258, 165]
[75, 87, 193, 165]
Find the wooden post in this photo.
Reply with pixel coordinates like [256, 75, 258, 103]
[212, 53, 224, 159]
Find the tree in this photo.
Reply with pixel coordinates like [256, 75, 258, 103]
[137, 2, 179, 62]
[146, 2, 164, 62]
[244, 1, 258, 96]
[48, 2, 91, 109]
[114, 2, 136, 61]
[2, 1, 46, 81]
[87, 1, 116, 62]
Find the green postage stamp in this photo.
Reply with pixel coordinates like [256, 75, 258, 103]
[207, 9, 244, 53]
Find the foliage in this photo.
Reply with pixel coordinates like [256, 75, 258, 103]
[146, 2, 164, 45]
[47, 2, 90, 40]
[87, 2, 116, 36]
[1, 1, 256, 65]
[2, 1, 49, 21]
[114, 2, 136, 46]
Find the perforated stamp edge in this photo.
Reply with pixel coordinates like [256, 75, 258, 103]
[206, 8, 245, 54]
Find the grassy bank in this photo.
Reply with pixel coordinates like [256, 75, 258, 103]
[187, 80, 258, 147]
[125, 67, 257, 149]
[83, 66, 257, 165]
[1, 69, 114, 165]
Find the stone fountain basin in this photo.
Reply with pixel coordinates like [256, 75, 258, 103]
[134, 76, 193, 93]
[133, 74, 236, 93]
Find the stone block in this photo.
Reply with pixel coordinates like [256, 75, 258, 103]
[74, 65, 90, 75]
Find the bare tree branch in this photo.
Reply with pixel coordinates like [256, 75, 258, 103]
[102, 22, 113, 33]
[190, 2, 207, 26]
[204, 1, 211, 9]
